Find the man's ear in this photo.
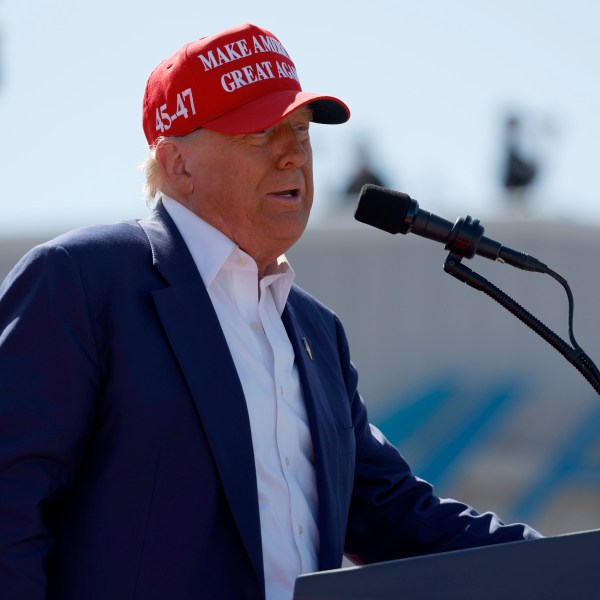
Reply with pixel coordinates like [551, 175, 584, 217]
[155, 139, 194, 196]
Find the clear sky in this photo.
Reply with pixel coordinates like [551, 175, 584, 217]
[1, 0, 599, 235]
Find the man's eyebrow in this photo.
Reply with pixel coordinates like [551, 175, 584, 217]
[296, 106, 314, 120]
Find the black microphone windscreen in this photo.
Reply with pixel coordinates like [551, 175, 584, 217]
[354, 184, 415, 235]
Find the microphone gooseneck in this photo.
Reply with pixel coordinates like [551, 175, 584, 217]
[354, 184, 600, 394]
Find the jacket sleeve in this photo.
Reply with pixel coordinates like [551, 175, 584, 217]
[0, 244, 99, 597]
[332, 314, 542, 564]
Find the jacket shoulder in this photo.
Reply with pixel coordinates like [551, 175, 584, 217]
[48, 219, 148, 254]
[1, 219, 153, 294]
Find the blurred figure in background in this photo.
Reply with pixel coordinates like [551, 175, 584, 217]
[501, 113, 539, 207]
[343, 136, 387, 203]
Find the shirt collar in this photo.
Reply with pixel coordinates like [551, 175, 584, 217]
[161, 195, 295, 314]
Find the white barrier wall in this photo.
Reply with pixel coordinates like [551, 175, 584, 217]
[2, 213, 600, 537]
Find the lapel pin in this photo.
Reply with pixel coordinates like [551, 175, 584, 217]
[302, 337, 313, 360]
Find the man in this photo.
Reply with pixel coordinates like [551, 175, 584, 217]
[0, 23, 540, 600]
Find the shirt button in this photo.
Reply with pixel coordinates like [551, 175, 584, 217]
[284, 457, 290, 466]
[298, 525, 304, 535]
[279, 386, 284, 395]
[238, 257, 248, 266]
[250, 322, 260, 331]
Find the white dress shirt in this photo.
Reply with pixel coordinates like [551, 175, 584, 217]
[162, 196, 319, 600]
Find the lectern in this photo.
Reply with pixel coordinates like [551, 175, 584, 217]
[294, 529, 600, 600]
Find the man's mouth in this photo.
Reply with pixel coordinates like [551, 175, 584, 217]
[271, 188, 300, 199]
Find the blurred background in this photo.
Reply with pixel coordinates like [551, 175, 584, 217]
[1, 0, 600, 232]
[1, 0, 599, 538]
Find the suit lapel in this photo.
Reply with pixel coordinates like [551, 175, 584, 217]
[282, 303, 345, 571]
[138, 206, 264, 591]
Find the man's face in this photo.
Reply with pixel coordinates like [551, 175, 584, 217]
[178, 106, 314, 272]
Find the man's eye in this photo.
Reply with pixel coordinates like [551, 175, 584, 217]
[295, 124, 310, 140]
[243, 130, 271, 146]
[249, 127, 273, 137]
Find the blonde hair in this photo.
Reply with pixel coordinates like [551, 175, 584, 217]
[142, 139, 165, 206]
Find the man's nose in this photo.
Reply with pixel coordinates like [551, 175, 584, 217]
[275, 127, 309, 169]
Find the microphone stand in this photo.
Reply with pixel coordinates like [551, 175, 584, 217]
[442, 220, 600, 395]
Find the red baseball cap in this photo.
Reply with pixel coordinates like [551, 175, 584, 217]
[142, 23, 350, 146]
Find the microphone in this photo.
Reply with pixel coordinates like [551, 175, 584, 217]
[354, 184, 548, 273]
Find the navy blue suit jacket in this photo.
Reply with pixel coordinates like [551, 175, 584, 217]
[0, 204, 539, 599]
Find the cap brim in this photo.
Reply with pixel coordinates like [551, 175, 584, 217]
[201, 90, 350, 134]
